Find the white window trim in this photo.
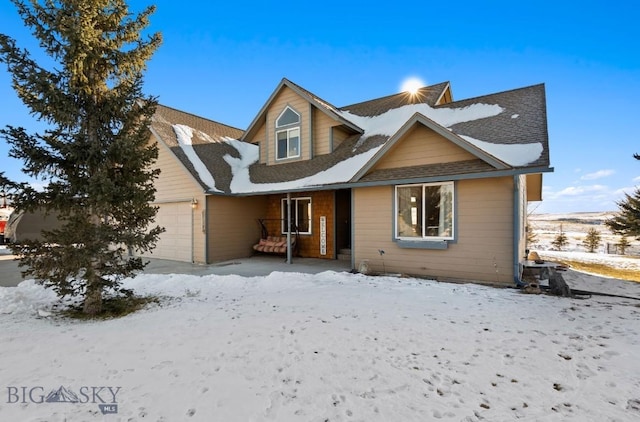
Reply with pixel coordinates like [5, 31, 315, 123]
[276, 106, 300, 128]
[395, 182, 455, 241]
[281, 197, 312, 235]
[275, 127, 301, 160]
[275, 106, 301, 161]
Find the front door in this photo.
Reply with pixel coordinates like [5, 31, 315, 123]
[335, 189, 351, 254]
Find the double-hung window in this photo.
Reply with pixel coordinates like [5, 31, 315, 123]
[281, 197, 312, 234]
[395, 182, 454, 240]
[275, 106, 301, 160]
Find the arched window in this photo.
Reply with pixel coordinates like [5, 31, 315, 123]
[275, 106, 301, 160]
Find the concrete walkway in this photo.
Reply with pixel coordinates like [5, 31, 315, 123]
[3, 249, 637, 300]
[143, 255, 351, 278]
[0, 252, 352, 287]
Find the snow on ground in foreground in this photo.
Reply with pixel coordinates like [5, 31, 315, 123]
[1, 272, 640, 421]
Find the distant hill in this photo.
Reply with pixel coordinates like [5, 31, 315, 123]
[528, 211, 638, 255]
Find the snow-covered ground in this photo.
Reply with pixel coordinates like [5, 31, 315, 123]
[1, 270, 640, 421]
[539, 250, 640, 273]
[1, 211, 639, 421]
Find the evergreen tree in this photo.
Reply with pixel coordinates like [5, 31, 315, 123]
[0, 0, 163, 315]
[616, 235, 630, 255]
[551, 225, 568, 251]
[606, 190, 640, 240]
[582, 228, 601, 253]
[606, 154, 640, 240]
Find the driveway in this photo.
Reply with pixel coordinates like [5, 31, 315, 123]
[0, 252, 352, 288]
[0, 254, 22, 287]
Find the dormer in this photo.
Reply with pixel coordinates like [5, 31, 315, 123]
[242, 79, 363, 166]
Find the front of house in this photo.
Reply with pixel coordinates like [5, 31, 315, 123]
[144, 78, 552, 285]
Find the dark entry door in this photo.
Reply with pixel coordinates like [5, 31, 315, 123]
[335, 189, 351, 253]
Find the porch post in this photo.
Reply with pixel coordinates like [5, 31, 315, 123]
[286, 192, 292, 264]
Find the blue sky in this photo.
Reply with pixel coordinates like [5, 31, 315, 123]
[1, 0, 638, 214]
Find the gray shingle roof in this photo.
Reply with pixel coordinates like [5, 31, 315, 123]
[151, 105, 244, 192]
[341, 81, 451, 116]
[151, 81, 551, 194]
[358, 159, 498, 183]
[442, 84, 549, 168]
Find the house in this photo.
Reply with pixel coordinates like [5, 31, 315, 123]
[145, 78, 552, 285]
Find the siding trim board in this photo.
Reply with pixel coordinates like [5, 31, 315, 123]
[512, 175, 521, 285]
[309, 102, 314, 160]
[329, 127, 334, 153]
[396, 239, 448, 250]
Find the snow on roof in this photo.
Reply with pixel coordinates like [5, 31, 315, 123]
[173, 124, 221, 192]
[339, 102, 543, 166]
[337, 102, 503, 137]
[460, 135, 543, 167]
[173, 97, 543, 194]
[223, 138, 382, 193]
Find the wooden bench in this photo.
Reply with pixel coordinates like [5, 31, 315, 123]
[252, 235, 297, 255]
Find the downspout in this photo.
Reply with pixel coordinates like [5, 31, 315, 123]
[191, 198, 195, 263]
[350, 189, 355, 271]
[286, 192, 292, 264]
[513, 176, 523, 286]
[333, 190, 337, 259]
[204, 196, 209, 264]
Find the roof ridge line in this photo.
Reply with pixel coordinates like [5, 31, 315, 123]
[437, 83, 545, 108]
[156, 103, 245, 133]
[340, 81, 450, 110]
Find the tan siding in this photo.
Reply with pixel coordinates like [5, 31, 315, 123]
[526, 173, 542, 201]
[332, 126, 351, 150]
[246, 120, 267, 164]
[266, 87, 310, 165]
[145, 137, 207, 263]
[207, 195, 268, 262]
[353, 177, 515, 284]
[313, 108, 334, 156]
[373, 125, 476, 170]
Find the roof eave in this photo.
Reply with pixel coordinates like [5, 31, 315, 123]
[211, 165, 554, 197]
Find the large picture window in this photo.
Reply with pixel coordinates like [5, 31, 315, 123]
[281, 197, 312, 234]
[396, 182, 454, 240]
[275, 106, 301, 160]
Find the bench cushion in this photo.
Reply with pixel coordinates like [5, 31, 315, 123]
[253, 236, 296, 254]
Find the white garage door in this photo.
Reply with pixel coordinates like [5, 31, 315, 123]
[142, 202, 192, 262]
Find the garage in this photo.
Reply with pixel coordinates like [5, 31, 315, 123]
[142, 201, 193, 262]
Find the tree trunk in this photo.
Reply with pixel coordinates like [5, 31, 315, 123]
[83, 274, 103, 315]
